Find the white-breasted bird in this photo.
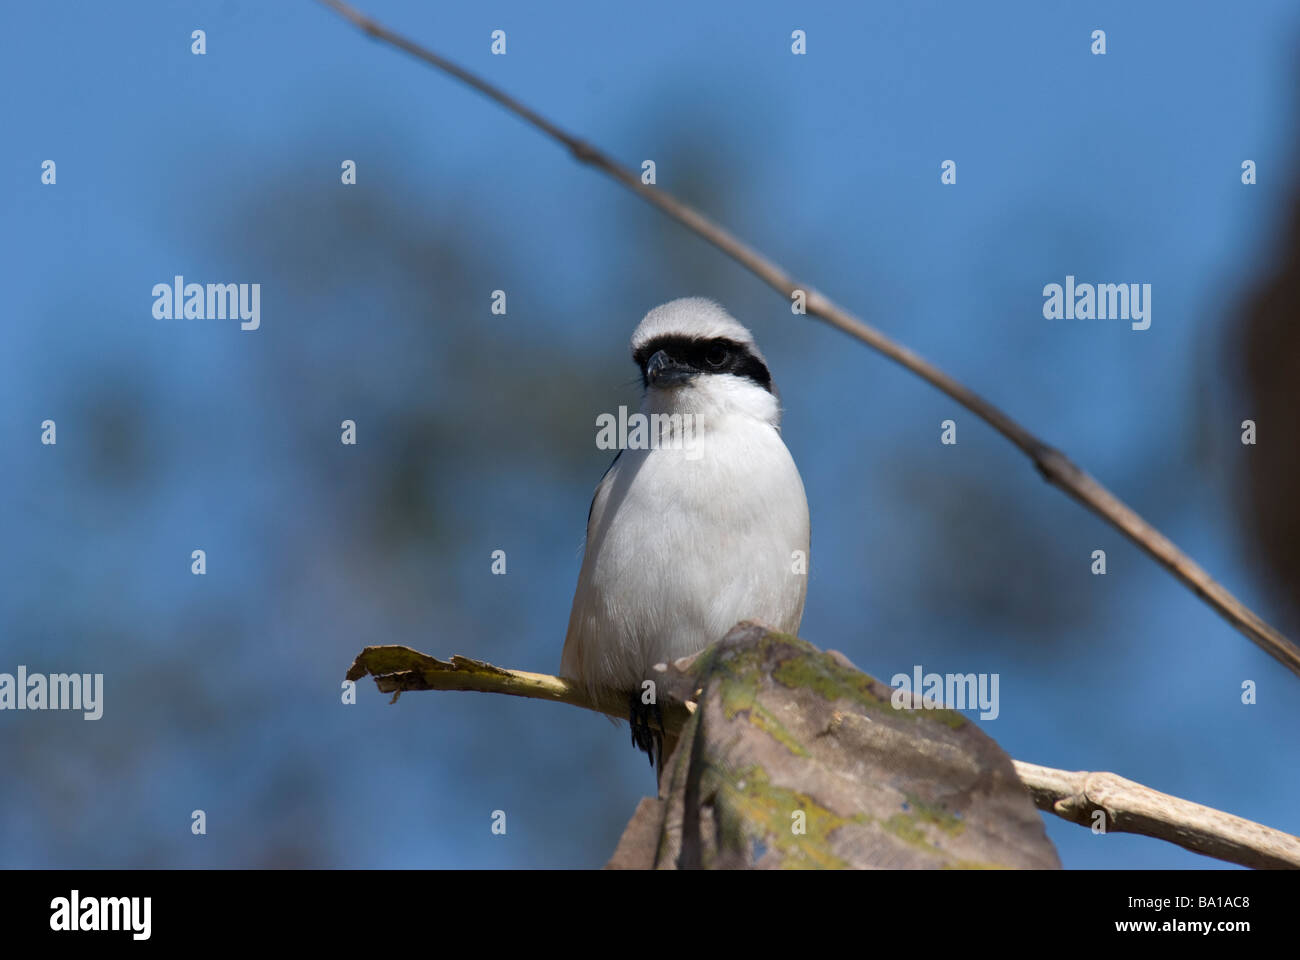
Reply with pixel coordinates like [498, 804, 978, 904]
[561, 298, 810, 773]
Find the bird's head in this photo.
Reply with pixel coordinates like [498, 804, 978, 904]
[630, 298, 780, 425]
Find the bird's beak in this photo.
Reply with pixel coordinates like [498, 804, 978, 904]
[646, 349, 696, 388]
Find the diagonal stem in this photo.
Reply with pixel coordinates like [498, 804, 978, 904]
[314, 0, 1300, 679]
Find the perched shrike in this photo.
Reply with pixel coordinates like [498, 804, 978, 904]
[561, 298, 810, 773]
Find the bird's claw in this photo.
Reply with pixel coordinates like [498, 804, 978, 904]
[628, 691, 664, 769]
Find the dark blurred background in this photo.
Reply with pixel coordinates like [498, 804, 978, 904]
[2, 0, 1299, 868]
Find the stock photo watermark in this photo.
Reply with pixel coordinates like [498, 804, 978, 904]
[1042, 275, 1152, 331]
[891, 665, 1000, 721]
[0, 666, 103, 720]
[152, 275, 261, 331]
[596, 405, 704, 460]
[50, 891, 150, 941]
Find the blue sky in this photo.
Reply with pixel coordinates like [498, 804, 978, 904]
[2, 0, 1299, 869]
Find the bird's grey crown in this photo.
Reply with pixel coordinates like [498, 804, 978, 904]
[630, 298, 765, 363]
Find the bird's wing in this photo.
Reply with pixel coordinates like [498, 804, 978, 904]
[562, 450, 623, 684]
[587, 449, 622, 531]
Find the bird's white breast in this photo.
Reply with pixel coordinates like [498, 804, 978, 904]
[561, 403, 809, 700]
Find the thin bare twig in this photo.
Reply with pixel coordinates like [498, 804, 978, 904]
[343, 643, 689, 732]
[347, 646, 1300, 869]
[314, 0, 1300, 679]
[1014, 760, 1300, 870]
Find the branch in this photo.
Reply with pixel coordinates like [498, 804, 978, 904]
[347, 645, 1300, 869]
[314, 0, 1300, 679]
[1014, 760, 1300, 870]
[343, 643, 695, 734]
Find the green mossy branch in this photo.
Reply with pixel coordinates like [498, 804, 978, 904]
[346, 639, 1300, 869]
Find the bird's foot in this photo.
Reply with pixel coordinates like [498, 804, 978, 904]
[628, 691, 664, 769]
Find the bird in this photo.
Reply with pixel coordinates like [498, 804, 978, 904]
[561, 298, 810, 778]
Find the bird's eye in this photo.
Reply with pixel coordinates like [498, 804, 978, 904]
[704, 344, 729, 368]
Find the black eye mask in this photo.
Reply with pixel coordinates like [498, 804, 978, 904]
[632, 335, 772, 392]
